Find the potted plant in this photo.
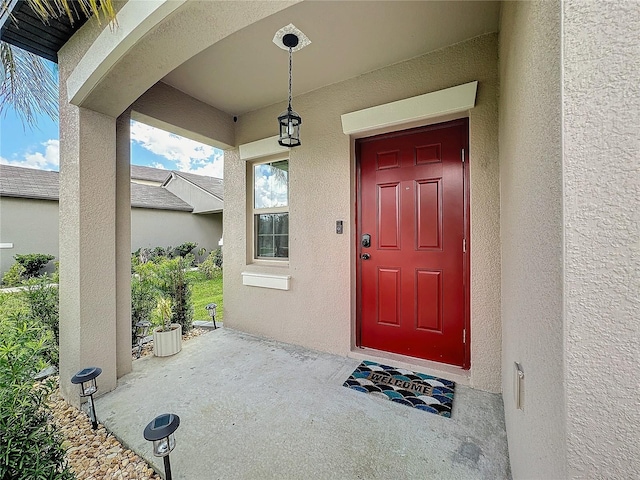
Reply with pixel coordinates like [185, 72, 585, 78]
[152, 297, 182, 357]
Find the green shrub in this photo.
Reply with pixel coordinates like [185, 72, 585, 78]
[0, 291, 28, 319]
[213, 248, 223, 269]
[2, 262, 26, 287]
[0, 314, 73, 480]
[199, 250, 221, 279]
[131, 263, 160, 344]
[159, 257, 193, 333]
[174, 242, 197, 258]
[14, 253, 55, 278]
[21, 276, 59, 365]
[156, 297, 173, 332]
[130, 252, 196, 337]
[51, 261, 60, 284]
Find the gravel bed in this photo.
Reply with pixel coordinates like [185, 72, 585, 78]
[50, 391, 161, 480]
[49, 327, 208, 479]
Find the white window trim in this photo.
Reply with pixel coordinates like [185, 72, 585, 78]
[239, 135, 288, 161]
[340, 81, 478, 136]
[250, 156, 290, 263]
[241, 272, 291, 290]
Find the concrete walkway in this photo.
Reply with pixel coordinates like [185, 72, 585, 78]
[96, 329, 510, 480]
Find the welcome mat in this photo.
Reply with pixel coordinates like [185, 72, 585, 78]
[343, 361, 455, 417]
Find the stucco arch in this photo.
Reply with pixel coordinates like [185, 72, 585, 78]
[66, 0, 298, 120]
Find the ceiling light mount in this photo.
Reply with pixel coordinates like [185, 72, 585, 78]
[272, 24, 310, 52]
[282, 33, 299, 49]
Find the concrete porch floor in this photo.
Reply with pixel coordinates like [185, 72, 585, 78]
[96, 329, 510, 479]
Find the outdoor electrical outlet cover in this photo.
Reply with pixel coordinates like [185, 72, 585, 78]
[336, 221, 343, 234]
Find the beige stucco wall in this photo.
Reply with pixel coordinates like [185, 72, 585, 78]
[115, 112, 132, 383]
[131, 82, 234, 150]
[57, 4, 121, 402]
[0, 197, 221, 276]
[0, 197, 59, 275]
[563, 1, 640, 477]
[132, 209, 222, 255]
[498, 1, 566, 478]
[225, 34, 501, 392]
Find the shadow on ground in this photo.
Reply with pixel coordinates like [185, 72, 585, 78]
[97, 328, 510, 480]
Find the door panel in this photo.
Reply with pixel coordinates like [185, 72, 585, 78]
[377, 268, 401, 325]
[416, 270, 442, 332]
[415, 143, 442, 165]
[416, 179, 441, 249]
[377, 183, 401, 248]
[357, 120, 468, 367]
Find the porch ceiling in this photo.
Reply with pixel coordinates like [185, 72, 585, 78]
[162, 0, 500, 116]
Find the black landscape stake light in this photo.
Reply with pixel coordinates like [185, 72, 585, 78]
[205, 302, 218, 329]
[144, 413, 180, 480]
[71, 367, 102, 429]
[134, 320, 152, 358]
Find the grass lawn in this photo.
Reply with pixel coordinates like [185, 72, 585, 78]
[1, 269, 223, 324]
[186, 269, 223, 321]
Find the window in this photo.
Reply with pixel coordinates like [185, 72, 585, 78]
[253, 159, 288, 259]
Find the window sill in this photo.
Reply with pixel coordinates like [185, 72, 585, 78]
[251, 258, 290, 267]
[241, 271, 291, 291]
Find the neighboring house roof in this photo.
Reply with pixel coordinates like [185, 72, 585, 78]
[0, 164, 58, 201]
[130, 183, 192, 211]
[169, 171, 224, 201]
[0, 165, 197, 212]
[131, 165, 171, 184]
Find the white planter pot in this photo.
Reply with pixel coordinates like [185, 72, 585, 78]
[153, 324, 182, 357]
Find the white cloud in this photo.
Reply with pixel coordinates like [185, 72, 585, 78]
[1, 122, 223, 179]
[254, 163, 288, 208]
[130, 121, 223, 178]
[187, 151, 224, 179]
[0, 139, 59, 171]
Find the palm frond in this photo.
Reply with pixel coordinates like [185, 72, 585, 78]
[0, 0, 117, 129]
[0, 43, 57, 128]
[25, 0, 117, 26]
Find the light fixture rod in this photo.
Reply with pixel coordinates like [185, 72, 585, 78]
[288, 46, 293, 111]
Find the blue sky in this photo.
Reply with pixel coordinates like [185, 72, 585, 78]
[0, 62, 224, 177]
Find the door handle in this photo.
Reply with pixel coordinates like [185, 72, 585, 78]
[361, 253, 371, 260]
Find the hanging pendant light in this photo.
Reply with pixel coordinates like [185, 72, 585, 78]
[278, 33, 302, 147]
[274, 25, 309, 148]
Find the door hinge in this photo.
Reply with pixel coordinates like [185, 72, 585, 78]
[463, 329, 466, 344]
[461, 148, 465, 163]
[463, 238, 466, 253]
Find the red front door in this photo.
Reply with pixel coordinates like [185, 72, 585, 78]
[357, 119, 469, 368]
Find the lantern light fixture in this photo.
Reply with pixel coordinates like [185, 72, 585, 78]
[71, 367, 102, 429]
[205, 302, 218, 329]
[273, 24, 310, 148]
[144, 413, 180, 480]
